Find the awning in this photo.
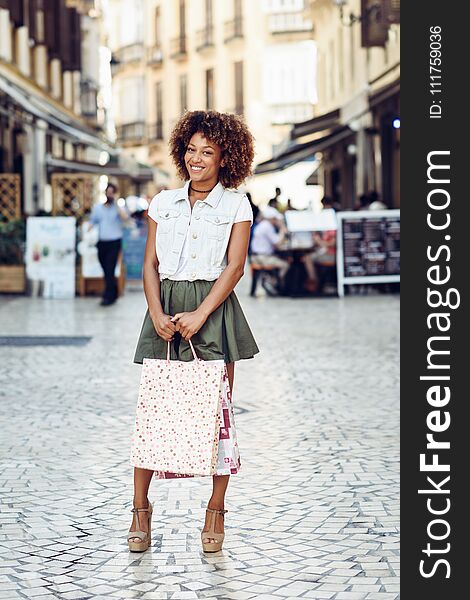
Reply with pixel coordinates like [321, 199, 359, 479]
[46, 155, 154, 182]
[290, 108, 340, 140]
[369, 79, 400, 109]
[0, 75, 116, 154]
[254, 125, 354, 175]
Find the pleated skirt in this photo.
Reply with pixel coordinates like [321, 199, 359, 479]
[133, 278, 260, 365]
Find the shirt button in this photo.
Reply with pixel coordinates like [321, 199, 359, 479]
[191, 272, 196, 278]
[215, 217, 220, 223]
[195, 215, 200, 220]
[191, 253, 196, 259]
[192, 233, 197, 239]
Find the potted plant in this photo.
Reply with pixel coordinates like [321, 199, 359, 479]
[0, 218, 26, 293]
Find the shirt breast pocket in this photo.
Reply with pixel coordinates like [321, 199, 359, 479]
[157, 209, 179, 235]
[204, 215, 231, 241]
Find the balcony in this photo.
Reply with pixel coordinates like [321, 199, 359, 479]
[148, 121, 164, 142]
[115, 121, 147, 144]
[268, 12, 313, 34]
[170, 35, 187, 59]
[147, 44, 164, 66]
[196, 26, 215, 51]
[111, 42, 145, 73]
[224, 18, 243, 43]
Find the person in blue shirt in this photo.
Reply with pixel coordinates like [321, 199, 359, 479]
[88, 182, 129, 305]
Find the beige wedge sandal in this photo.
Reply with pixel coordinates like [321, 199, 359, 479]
[201, 507, 228, 553]
[127, 502, 153, 552]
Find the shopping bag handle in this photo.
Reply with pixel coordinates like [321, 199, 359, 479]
[166, 338, 199, 362]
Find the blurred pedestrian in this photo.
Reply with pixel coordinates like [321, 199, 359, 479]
[88, 182, 130, 306]
[354, 193, 371, 211]
[250, 206, 290, 289]
[368, 190, 388, 210]
[245, 192, 260, 256]
[130, 110, 259, 554]
[302, 196, 337, 295]
[268, 187, 282, 211]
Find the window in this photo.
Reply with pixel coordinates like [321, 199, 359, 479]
[338, 26, 344, 93]
[328, 38, 335, 101]
[155, 6, 161, 46]
[234, 0, 242, 35]
[206, 0, 213, 28]
[156, 81, 163, 138]
[234, 61, 244, 114]
[179, 0, 186, 39]
[350, 23, 355, 83]
[119, 76, 145, 124]
[179, 74, 188, 114]
[205, 68, 214, 110]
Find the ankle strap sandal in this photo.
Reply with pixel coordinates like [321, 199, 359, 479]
[201, 508, 228, 553]
[127, 502, 153, 552]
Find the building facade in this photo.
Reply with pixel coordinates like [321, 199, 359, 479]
[256, 0, 400, 210]
[108, 0, 317, 198]
[0, 0, 113, 219]
[311, 0, 400, 208]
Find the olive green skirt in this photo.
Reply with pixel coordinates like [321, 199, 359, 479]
[133, 279, 260, 364]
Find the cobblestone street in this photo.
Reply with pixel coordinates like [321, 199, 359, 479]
[0, 277, 399, 600]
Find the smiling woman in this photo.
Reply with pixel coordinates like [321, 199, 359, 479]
[129, 110, 259, 554]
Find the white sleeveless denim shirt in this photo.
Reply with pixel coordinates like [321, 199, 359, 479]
[148, 181, 251, 281]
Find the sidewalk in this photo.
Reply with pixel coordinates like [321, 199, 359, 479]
[0, 277, 399, 600]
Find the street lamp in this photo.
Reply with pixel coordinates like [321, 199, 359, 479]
[331, 0, 381, 27]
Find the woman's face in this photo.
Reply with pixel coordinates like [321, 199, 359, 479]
[184, 132, 224, 187]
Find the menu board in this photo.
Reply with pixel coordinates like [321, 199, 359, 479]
[336, 210, 400, 296]
[26, 217, 76, 298]
[342, 215, 400, 276]
[122, 225, 147, 280]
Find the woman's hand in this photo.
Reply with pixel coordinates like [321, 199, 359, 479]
[152, 312, 177, 342]
[170, 309, 208, 341]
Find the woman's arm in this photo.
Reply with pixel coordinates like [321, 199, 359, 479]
[143, 218, 176, 341]
[171, 221, 251, 339]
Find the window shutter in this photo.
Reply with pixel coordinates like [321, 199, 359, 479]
[9, 0, 25, 26]
[44, 0, 59, 54]
[60, 5, 72, 69]
[69, 8, 81, 70]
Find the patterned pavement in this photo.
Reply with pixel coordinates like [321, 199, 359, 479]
[0, 276, 399, 600]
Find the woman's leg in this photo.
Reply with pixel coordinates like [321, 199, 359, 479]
[202, 362, 235, 544]
[129, 467, 154, 543]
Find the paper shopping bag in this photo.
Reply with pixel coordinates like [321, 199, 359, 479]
[130, 340, 224, 476]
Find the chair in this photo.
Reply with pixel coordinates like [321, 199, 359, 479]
[249, 262, 280, 297]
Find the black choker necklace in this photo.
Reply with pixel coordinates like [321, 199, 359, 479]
[190, 183, 215, 193]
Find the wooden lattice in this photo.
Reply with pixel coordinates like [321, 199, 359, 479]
[0, 174, 21, 221]
[51, 173, 99, 218]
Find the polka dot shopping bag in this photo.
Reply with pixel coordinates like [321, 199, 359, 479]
[130, 340, 224, 476]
